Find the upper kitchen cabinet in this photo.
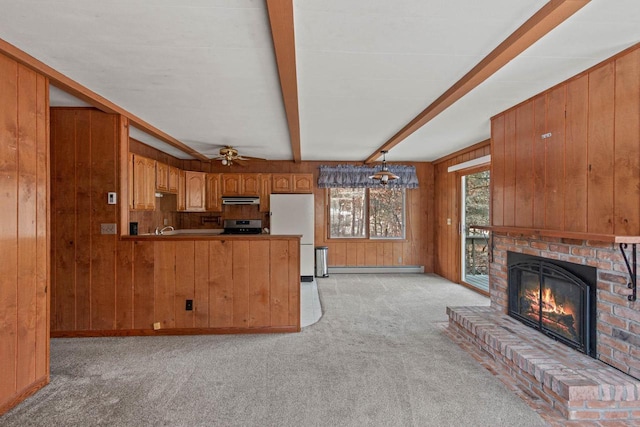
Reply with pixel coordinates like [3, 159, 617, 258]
[177, 169, 186, 211]
[168, 166, 179, 193]
[259, 174, 271, 213]
[271, 173, 313, 194]
[156, 162, 169, 192]
[184, 171, 207, 212]
[132, 154, 156, 211]
[206, 173, 222, 212]
[490, 45, 640, 237]
[221, 173, 260, 196]
[156, 162, 179, 194]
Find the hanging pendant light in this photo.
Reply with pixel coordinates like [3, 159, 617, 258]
[369, 150, 399, 186]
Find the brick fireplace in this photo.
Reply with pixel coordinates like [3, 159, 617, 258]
[492, 233, 640, 376]
[448, 232, 640, 421]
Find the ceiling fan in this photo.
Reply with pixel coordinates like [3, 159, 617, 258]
[213, 145, 264, 166]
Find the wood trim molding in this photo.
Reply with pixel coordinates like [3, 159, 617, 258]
[364, 0, 591, 163]
[0, 377, 49, 416]
[0, 38, 209, 162]
[266, 0, 302, 163]
[447, 155, 491, 173]
[51, 326, 300, 337]
[474, 225, 640, 244]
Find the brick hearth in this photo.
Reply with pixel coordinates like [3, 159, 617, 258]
[448, 306, 640, 422]
[447, 232, 640, 422]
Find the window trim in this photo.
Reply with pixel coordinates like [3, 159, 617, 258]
[326, 188, 407, 241]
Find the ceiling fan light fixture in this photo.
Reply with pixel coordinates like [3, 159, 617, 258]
[369, 150, 399, 186]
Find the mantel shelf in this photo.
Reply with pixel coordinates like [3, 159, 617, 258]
[469, 225, 640, 244]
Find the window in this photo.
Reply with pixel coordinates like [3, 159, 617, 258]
[329, 188, 405, 239]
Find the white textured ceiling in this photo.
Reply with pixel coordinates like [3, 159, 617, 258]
[0, 0, 639, 162]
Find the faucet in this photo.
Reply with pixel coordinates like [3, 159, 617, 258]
[155, 225, 175, 235]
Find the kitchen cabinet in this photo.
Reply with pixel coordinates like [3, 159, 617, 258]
[156, 162, 179, 194]
[206, 173, 222, 212]
[221, 173, 260, 196]
[271, 173, 313, 194]
[185, 171, 206, 212]
[132, 154, 156, 210]
[168, 166, 179, 193]
[177, 169, 186, 211]
[259, 174, 271, 213]
[156, 162, 169, 192]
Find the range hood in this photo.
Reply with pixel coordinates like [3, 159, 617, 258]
[222, 196, 260, 205]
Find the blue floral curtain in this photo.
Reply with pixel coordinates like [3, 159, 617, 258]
[317, 165, 419, 189]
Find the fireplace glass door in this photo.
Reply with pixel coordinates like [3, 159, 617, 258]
[508, 253, 596, 357]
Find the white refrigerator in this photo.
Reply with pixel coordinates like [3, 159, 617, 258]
[270, 194, 315, 281]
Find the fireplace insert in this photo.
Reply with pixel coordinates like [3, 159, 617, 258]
[507, 252, 597, 357]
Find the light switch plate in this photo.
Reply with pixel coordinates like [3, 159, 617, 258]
[101, 223, 117, 235]
[107, 192, 117, 204]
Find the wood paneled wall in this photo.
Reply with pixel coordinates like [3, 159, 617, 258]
[492, 45, 640, 237]
[50, 108, 126, 331]
[129, 144, 436, 270]
[114, 238, 299, 333]
[433, 141, 491, 283]
[0, 54, 49, 415]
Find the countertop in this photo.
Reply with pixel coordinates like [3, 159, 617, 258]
[121, 229, 301, 241]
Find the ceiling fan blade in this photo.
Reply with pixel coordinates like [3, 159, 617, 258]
[239, 155, 267, 161]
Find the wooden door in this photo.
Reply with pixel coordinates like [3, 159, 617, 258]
[185, 171, 206, 211]
[144, 158, 156, 210]
[292, 174, 313, 193]
[242, 174, 260, 195]
[206, 173, 222, 212]
[272, 174, 292, 193]
[222, 173, 241, 196]
[168, 166, 179, 194]
[259, 174, 271, 213]
[177, 169, 186, 211]
[156, 162, 169, 192]
[132, 155, 156, 210]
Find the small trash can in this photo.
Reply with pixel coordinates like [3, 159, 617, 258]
[315, 246, 329, 278]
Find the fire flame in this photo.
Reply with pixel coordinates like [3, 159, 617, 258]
[525, 288, 573, 316]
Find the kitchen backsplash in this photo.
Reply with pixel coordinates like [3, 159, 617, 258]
[130, 198, 270, 234]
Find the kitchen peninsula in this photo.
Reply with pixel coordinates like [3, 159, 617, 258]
[109, 233, 302, 336]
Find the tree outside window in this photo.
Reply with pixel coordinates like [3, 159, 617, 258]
[329, 188, 405, 239]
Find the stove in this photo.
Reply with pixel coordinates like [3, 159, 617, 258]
[222, 219, 262, 234]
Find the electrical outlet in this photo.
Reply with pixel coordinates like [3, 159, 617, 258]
[107, 192, 117, 204]
[185, 299, 193, 311]
[100, 223, 117, 235]
[164, 218, 169, 226]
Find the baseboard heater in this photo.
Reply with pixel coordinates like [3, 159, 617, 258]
[328, 266, 424, 274]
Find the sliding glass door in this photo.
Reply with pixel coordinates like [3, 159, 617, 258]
[460, 169, 490, 293]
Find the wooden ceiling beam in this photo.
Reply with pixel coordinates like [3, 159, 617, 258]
[266, 0, 302, 163]
[364, 0, 590, 163]
[0, 37, 210, 162]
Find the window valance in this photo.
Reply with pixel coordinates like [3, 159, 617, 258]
[317, 165, 419, 189]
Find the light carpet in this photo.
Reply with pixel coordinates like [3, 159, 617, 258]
[2, 273, 546, 426]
